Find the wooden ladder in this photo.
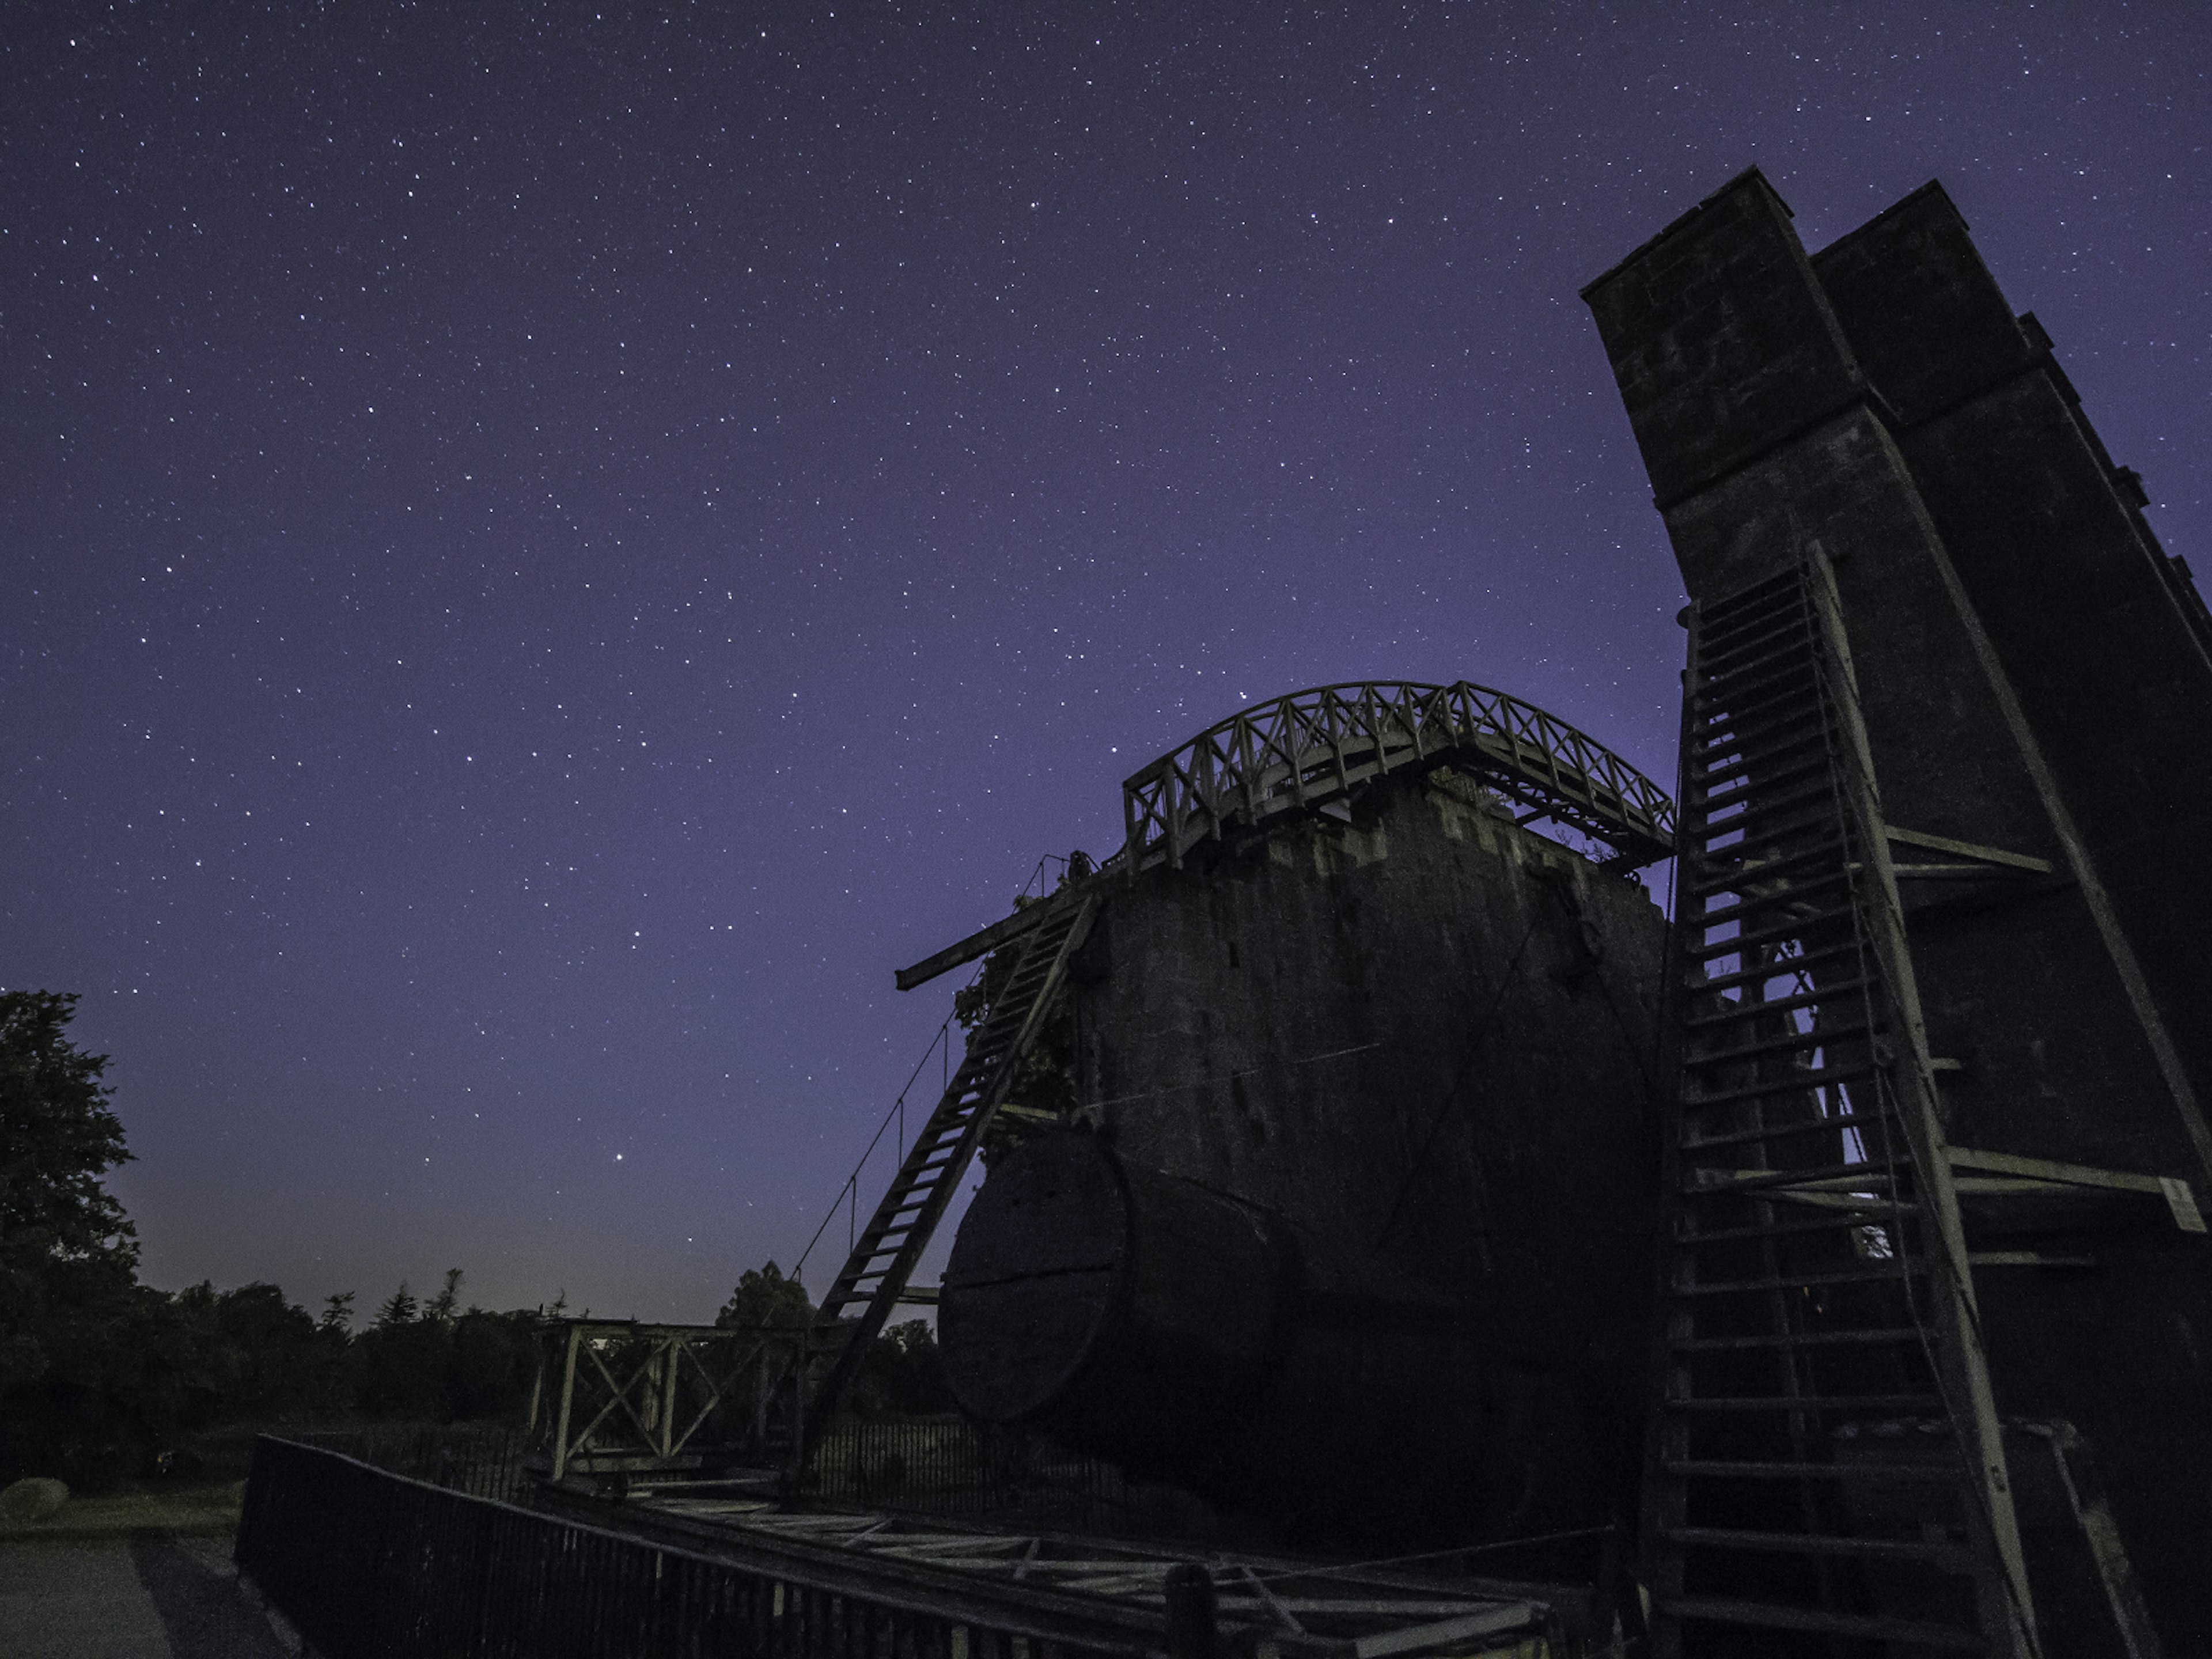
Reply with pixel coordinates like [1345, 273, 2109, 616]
[1645, 555, 2039, 1657]
[786, 891, 1099, 1475]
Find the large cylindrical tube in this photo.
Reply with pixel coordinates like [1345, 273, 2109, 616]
[941, 1131, 1618, 1546]
[940, 1127, 1289, 1475]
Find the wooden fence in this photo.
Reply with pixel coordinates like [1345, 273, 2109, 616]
[290, 1421, 527, 1502]
[237, 1435, 1139, 1659]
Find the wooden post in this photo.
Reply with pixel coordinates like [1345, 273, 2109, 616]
[551, 1324, 582, 1483]
[1165, 1565, 1218, 1659]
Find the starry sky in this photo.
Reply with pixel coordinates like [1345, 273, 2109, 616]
[6, 3, 2207, 1325]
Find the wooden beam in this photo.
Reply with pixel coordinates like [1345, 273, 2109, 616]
[1948, 1146, 2207, 1233]
[894, 893, 1073, 991]
[1884, 824, 2054, 874]
[1946, 1145, 2164, 1194]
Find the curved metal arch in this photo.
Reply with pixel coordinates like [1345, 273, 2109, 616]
[1120, 680, 1675, 874]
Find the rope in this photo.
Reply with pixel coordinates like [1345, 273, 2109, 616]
[1373, 909, 1546, 1247]
[1234, 1524, 1617, 1587]
[791, 854, 1066, 1282]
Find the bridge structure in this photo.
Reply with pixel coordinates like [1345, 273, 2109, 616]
[1118, 679, 1676, 880]
[897, 677, 1676, 1000]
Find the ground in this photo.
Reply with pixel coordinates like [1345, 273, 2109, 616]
[0, 1483, 289, 1658]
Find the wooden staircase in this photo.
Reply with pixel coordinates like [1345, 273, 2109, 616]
[783, 892, 1100, 1475]
[1645, 555, 2040, 1657]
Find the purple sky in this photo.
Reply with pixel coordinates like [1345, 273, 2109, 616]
[6, 3, 2206, 1325]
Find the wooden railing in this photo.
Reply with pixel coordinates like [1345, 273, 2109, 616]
[236, 1437, 1136, 1659]
[1122, 680, 1675, 873]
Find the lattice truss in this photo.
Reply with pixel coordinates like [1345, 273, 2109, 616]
[1120, 680, 1676, 874]
[527, 1321, 806, 1482]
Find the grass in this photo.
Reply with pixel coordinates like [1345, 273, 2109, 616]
[0, 1479, 247, 1541]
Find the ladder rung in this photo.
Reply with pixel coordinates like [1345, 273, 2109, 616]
[1682, 1111, 1899, 1156]
[1685, 1147, 1897, 1188]
[1690, 849, 1849, 915]
[1692, 663, 1822, 722]
[1693, 814, 1852, 872]
[1688, 908, 1861, 968]
[1699, 797, 1848, 863]
[1691, 732, 1830, 791]
[1698, 603, 1809, 654]
[1664, 1393, 1944, 1414]
[1680, 1211, 1900, 1246]
[1691, 836, 1849, 900]
[1662, 1525, 1968, 1566]
[1691, 704, 1828, 769]
[1692, 823, 1851, 887]
[1662, 1456, 1946, 1480]
[1699, 628, 1823, 685]
[1693, 724, 1828, 787]
[1696, 585, 1811, 645]
[1699, 564, 1804, 615]
[834, 1252, 890, 1279]
[1675, 1261, 1919, 1295]
[1693, 627, 1820, 687]
[1692, 699, 1827, 764]
[1699, 569, 1809, 622]
[1690, 737, 1831, 800]
[1695, 868, 1855, 929]
[1656, 1594, 1983, 1651]
[1698, 768, 1836, 825]
[1687, 952, 1861, 1003]
[1691, 751, 1828, 810]
[1683, 1019, 1868, 1072]
[1695, 628, 1819, 691]
[1669, 1327, 1927, 1353]
[1679, 1066, 1877, 1115]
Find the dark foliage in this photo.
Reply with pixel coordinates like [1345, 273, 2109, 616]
[0, 992, 550, 1484]
[851, 1317, 955, 1418]
[715, 1259, 813, 1331]
[0, 990, 137, 1389]
[0, 993, 963, 1487]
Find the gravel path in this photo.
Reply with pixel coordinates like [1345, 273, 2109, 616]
[0, 1533, 290, 1659]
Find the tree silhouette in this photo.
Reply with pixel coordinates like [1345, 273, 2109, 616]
[0, 991, 137, 1388]
[425, 1268, 463, 1325]
[374, 1283, 419, 1328]
[717, 1260, 814, 1330]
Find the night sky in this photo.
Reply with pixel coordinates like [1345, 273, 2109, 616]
[6, 4, 2206, 1325]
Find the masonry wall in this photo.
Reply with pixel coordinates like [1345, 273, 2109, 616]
[1582, 168, 2212, 1652]
[1810, 183, 2212, 1111]
[1049, 767, 1669, 1545]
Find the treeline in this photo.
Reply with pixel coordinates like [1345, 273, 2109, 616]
[1, 990, 949, 1490]
[5, 1262, 950, 1490]
[0, 1268, 543, 1487]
